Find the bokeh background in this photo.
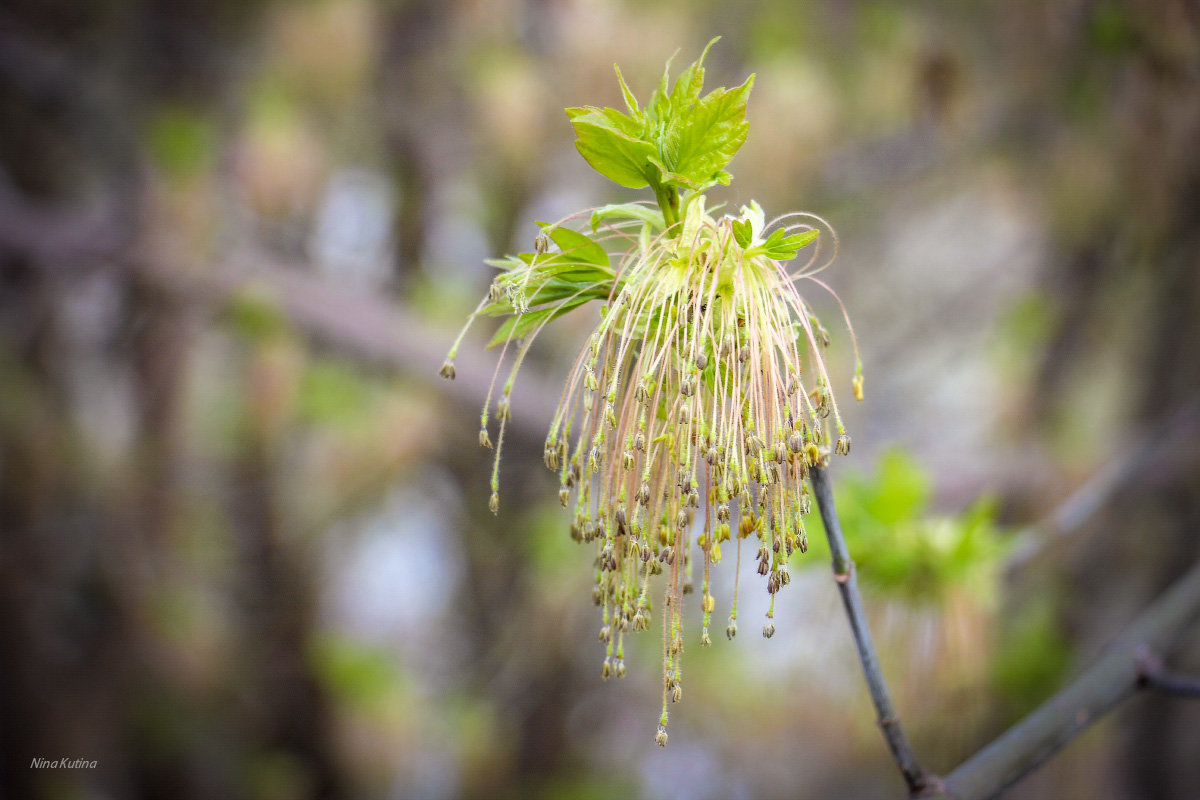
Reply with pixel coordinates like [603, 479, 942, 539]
[3, 1, 1199, 798]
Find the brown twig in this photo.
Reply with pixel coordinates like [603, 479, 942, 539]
[810, 465, 940, 797]
[1136, 652, 1200, 699]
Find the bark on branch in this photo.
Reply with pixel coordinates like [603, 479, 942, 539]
[810, 465, 939, 797]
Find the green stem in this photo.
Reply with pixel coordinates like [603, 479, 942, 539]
[653, 182, 681, 234]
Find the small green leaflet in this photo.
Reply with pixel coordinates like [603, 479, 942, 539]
[485, 295, 596, 349]
[731, 218, 753, 249]
[656, 75, 754, 190]
[748, 228, 819, 261]
[565, 106, 658, 189]
[481, 225, 618, 347]
[566, 38, 754, 198]
[540, 223, 610, 268]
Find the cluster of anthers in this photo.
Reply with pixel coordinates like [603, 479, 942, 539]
[442, 195, 861, 745]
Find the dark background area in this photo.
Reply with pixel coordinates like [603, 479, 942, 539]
[1, 1, 1199, 798]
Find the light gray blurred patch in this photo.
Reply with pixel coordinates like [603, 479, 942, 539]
[310, 168, 395, 289]
[325, 478, 464, 644]
[425, 180, 490, 282]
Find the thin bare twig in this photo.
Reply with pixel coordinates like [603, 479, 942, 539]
[809, 465, 940, 797]
[1136, 653, 1200, 699]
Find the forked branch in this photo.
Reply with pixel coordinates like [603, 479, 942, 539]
[812, 465, 1200, 800]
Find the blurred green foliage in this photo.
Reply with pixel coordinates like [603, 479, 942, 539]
[148, 105, 219, 182]
[228, 286, 292, 343]
[803, 450, 1007, 606]
[309, 632, 409, 714]
[299, 359, 374, 428]
[989, 598, 1073, 719]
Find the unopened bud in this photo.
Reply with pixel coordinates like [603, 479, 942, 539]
[439, 360, 456, 380]
[853, 374, 864, 402]
[726, 619, 738, 640]
[702, 594, 715, 614]
[489, 492, 499, 514]
[739, 515, 756, 539]
[695, 353, 708, 370]
[739, 345, 750, 363]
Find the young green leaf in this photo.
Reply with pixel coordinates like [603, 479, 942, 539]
[660, 75, 755, 189]
[731, 218, 753, 249]
[750, 228, 819, 261]
[669, 37, 720, 111]
[568, 40, 755, 201]
[485, 295, 594, 349]
[541, 224, 611, 268]
[565, 107, 656, 189]
[613, 65, 642, 116]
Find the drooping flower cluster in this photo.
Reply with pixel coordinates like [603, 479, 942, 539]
[441, 42, 862, 746]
